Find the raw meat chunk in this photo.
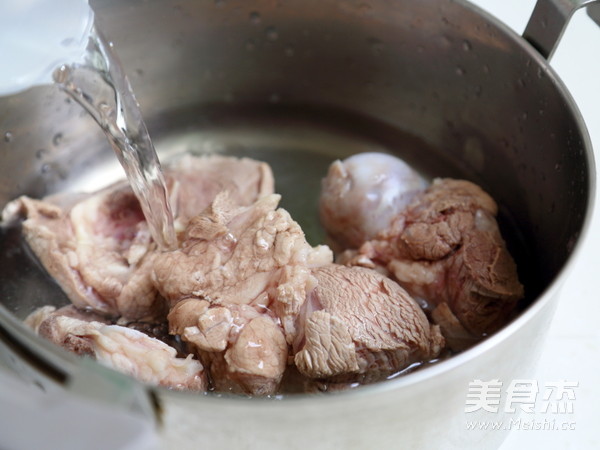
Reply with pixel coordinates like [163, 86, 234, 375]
[3, 155, 274, 321]
[320, 154, 523, 349]
[319, 152, 427, 250]
[33, 313, 206, 390]
[155, 192, 332, 394]
[166, 154, 274, 232]
[154, 192, 332, 339]
[294, 265, 444, 381]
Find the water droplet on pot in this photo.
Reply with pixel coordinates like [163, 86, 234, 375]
[462, 40, 472, 51]
[249, 11, 261, 24]
[135, 68, 144, 77]
[367, 37, 384, 54]
[482, 64, 490, 74]
[463, 137, 485, 172]
[52, 133, 63, 146]
[245, 39, 256, 51]
[440, 35, 452, 48]
[266, 26, 279, 41]
[554, 163, 562, 172]
[4, 131, 13, 143]
[285, 45, 295, 57]
[41, 163, 51, 174]
[35, 149, 48, 159]
[537, 67, 544, 79]
[455, 66, 465, 76]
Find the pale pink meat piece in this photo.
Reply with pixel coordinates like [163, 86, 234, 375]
[3, 155, 275, 321]
[24, 304, 111, 334]
[165, 154, 274, 232]
[320, 156, 524, 350]
[34, 314, 206, 391]
[154, 192, 332, 340]
[294, 265, 444, 382]
[156, 193, 332, 394]
[4, 188, 160, 320]
[168, 299, 287, 395]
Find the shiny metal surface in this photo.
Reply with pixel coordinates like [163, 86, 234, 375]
[0, 0, 596, 448]
[523, 0, 600, 59]
[589, 1, 600, 24]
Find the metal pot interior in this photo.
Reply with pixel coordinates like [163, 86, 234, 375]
[0, 0, 593, 385]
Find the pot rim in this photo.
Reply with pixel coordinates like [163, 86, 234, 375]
[0, 0, 596, 408]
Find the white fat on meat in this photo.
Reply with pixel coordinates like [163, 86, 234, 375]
[319, 152, 427, 250]
[37, 315, 206, 391]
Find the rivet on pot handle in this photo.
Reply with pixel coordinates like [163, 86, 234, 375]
[524, 0, 600, 60]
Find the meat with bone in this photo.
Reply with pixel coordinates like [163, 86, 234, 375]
[29, 310, 206, 391]
[320, 154, 524, 350]
[154, 192, 332, 394]
[2, 155, 274, 321]
[294, 265, 444, 382]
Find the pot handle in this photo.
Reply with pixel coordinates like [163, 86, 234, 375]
[524, 0, 600, 60]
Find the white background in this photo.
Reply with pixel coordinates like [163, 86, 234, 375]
[470, 1, 600, 449]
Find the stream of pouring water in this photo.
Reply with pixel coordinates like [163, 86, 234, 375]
[53, 25, 177, 250]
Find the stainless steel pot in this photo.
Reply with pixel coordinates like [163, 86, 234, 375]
[0, 0, 598, 448]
